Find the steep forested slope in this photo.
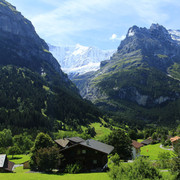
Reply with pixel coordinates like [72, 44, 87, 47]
[0, 0, 100, 131]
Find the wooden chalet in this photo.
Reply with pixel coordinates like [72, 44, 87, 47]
[131, 140, 144, 159]
[55, 137, 114, 171]
[0, 154, 14, 173]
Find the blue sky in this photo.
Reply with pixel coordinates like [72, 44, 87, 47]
[7, 0, 180, 49]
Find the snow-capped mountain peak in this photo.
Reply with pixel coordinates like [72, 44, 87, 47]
[48, 44, 116, 76]
[72, 44, 89, 56]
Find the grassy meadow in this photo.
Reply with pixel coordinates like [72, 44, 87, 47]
[90, 123, 112, 140]
[0, 167, 110, 180]
[0, 166, 176, 180]
[7, 154, 31, 164]
[140, 143, 174, 160]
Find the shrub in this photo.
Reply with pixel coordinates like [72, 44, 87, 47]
[8, 145, 21, 158]
[65, 163, 82, 174]
[0, 147, 7, 154]
[106, 129, 132, 160]
[108, 153, 121, 167]
[30, 132, 63, 172]
[108, 157, 162, 180]
[30, 146, 62, 172]
[157, 152, 171, 169]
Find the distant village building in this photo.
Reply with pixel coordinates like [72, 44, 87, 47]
[131, 140, 144, 159]
[0, 154, 14, 173]
[141, 138, 153, 146]
[170, 136, 180, 148]
[55, 137, 114, 171]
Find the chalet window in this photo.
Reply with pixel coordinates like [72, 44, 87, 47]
[93, 160, 97, 164]
[82, 150, 86, 154]
[77, 150, 81, 155]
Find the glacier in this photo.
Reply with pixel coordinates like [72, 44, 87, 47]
[48, 43, 116, 75]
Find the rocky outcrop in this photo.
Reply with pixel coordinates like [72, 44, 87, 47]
[0, 0, 65, 77]
[73, 24, 180, 113]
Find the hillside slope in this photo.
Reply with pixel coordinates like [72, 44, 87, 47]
[0, 0, 100, 131]
[73, 24, 180, 125]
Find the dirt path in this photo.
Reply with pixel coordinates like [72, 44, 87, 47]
[159, 144, 173, 151]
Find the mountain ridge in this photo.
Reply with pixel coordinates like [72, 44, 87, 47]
[73, 24, 180, 125]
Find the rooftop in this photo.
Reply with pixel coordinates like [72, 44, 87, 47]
[0, 154, 6, 168]
[55, 137, 85, 148]
[170, 136, 180, 142]
[132, 140, 144, 149]
[141, 139, 153, 145]
[80, 139, 114, 154]
[55, 139, 69, 148]
[67, 137, 85, 143]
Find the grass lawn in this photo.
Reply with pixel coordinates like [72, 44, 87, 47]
[140, 143, 174, 160]
[137, 139, 144, 143]
[90, 123, 112, 140]
[0, 167, 110, 180]
[7, 154, 30, 164]
[0, 164, 175, 180]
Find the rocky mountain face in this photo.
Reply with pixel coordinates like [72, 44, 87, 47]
[48, 43, 115, 77]
[0, 0, 100, 130]
[0, 0, 71, 83]
[73, 24, 180, 125]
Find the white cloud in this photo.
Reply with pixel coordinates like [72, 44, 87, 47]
[30, 0, 114, 44]
[110, 34, 126, 41]
[120, 35, 126, 40]
[11, 0, 180, 47]
[110, 34, 118, 40]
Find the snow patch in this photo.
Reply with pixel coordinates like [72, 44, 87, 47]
[168, 29, 180, 42]
[128, 28, 135, 37]
[48, 44, 116, 75]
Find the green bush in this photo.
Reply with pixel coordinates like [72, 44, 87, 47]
[30, 132, 63, 172]
[8, 145, 21, 158]
[157, 152, 171, 169]
[0, 147, 7, 154]
[65, 163, 82, 174]
[108, 157, 163, 180]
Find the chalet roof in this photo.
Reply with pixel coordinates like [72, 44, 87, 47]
[55, 137, 85, 148]
[55, 139, 69, 148]
[141, 139, 152, 145]
[80, 139, 114, 154]
[132, 140, 144, 149]
[67, 137, 85, 143]
[170, 136, 180, 142]
[0, 154, 6, 168]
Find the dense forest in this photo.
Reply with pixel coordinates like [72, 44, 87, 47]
[0, 65, 101, 134]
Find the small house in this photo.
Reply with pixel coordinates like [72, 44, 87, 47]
[141, 138, 153, 146]
[131, 140, 144, 159]
[0, 154, 14, 173]
[55, 137, 114, 171]
[170, 136, 180, 148]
